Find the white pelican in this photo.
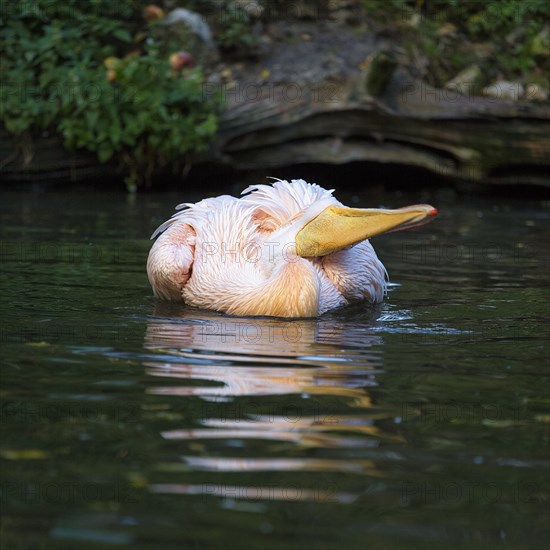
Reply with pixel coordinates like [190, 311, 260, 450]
[147, 179, 437, 318]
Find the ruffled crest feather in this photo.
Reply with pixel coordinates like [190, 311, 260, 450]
[241, 178, 337, 228]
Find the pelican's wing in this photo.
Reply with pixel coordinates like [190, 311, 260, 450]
[147, 195, 240, 302]
[151, 195, 236, 240]
[147, 220, 196, 301]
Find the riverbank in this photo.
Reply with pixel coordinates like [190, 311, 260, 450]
[1, 1, 549, 190]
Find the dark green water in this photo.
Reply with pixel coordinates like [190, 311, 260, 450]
[1, 187, 549, 549]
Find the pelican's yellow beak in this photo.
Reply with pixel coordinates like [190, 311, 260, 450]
[296, 204, 438, 257]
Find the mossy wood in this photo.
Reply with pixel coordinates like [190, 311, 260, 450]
[2, 54, 549, 186]
[214, 56, 550, 187]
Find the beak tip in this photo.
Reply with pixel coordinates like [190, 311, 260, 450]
[428, 208, 438, 217]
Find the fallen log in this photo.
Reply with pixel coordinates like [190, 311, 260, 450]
[212, 53, 550, 187]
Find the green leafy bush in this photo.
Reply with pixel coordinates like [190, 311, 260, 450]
[0, 0, 220, 189]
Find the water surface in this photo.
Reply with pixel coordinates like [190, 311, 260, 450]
[1, 186, 549, 549]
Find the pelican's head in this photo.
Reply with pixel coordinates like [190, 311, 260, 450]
[272, 196, 437, 260]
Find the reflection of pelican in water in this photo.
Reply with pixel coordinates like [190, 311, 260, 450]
[144, 306, 401, 503]
[144, 302, 384, 403]
[147, 179, 437, 317]
[144, 305, 401, 445]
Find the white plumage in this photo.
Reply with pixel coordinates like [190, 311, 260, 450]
[147, 179, 436, 318]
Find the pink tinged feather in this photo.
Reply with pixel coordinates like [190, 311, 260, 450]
[321, 240, 387, 303]
[147, 222, 196, 301]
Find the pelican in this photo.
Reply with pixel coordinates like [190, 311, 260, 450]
[147, 179, 437, 318]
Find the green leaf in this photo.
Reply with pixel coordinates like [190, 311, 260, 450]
[113, 28, 131, 43]
[98, 146, 114, 163]
[85, 110, 99, 128]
